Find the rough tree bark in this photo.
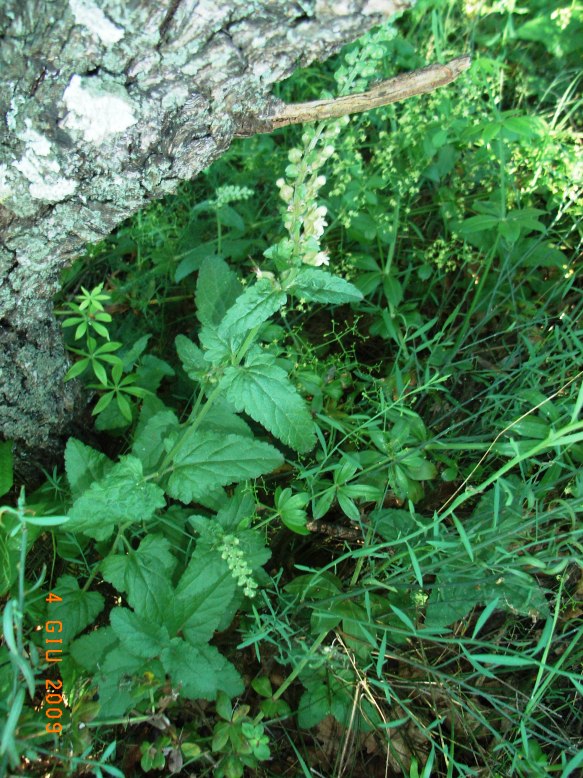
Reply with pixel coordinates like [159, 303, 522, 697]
[0, 0, 413, 469]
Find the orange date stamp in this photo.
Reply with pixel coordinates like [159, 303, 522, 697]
[44, 591, 65, 735]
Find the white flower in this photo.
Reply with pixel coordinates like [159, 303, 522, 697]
[305, 205, 328, 239]
[278, 183, 294, 203]
[303, 251, 330, 267]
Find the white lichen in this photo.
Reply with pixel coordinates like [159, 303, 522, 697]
[161, 84, 189, 111]
[0, 164, 11, 202]
[7, 95, 25, 132]
[11, 121, 77, 203]
[363, 0, 396, 13]
[69, 0, 124, 44]
[62, 75, 138, 144]
[29, 179, 78, 201]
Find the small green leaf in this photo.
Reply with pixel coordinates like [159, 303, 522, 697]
[175, 335, 206, 380]
[312, 488, 334, 520]
[337, 491, 360, 522]
[68, 456, 166, 540]
[166, 432, 283, 504]
[101, 534, 176, 622]
[218, 279, 286, 347]
[288, 268, 363, 304]
[0, 441, 13, 498]
[216, 690, 233, 720]
[251, 677, 273, 698]
[65, 358, 90, 380]
[220, 353, 316, 453]
[110, 607, 171, 658]
[65, 438, 113, 498]
[199, 325, 231, 365]
[459, 214, 500, 235]
[132, 404, 180, 471]
[161, 639, 243, 699]
[275, 487, 310, 535]
[195, 256, 242, 327]
[116, 392, 133, 422]
[92, 391, 115, 416]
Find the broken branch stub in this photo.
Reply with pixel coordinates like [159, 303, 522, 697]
[235, 56, 471, 137]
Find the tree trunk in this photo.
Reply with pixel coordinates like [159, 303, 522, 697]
[0, 0, 412, 471]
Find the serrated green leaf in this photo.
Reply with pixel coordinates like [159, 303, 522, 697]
[297, 683, 331, 729]
[93, 648, 162, 720]
[496, 576, 549, 620]
[101, 534, 176, 622]
[217, 279, 286, 347]
[213, 486, 256, 532]
[166, 432, 283, 504]
[49, 575, 105, 644]
[110, 607, 171, 658]
[65, 438, 113, 499]
[173, 548, 237, 642]
[425, 573, 479, 628]
[132, 406, 180, 471]
[195, 256, 242, 327]
[175, 243, 215, 282]
[68, 456, 166, 540]
[161, 639, 243, 700]
[289, 268, 363, 304]
[175, 334, 206, 380]
[70, 626, 117, 671]
[220, 354, 316, 453]
[197, 400, 253, 439]
[199, 324, 231, 365]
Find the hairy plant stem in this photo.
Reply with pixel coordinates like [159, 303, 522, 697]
[82, 523, 128, 592]
[154, 324, 262, 480]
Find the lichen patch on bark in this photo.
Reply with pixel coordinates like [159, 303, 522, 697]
[62, 75, 138, 143]
[69, 0, 124, 44]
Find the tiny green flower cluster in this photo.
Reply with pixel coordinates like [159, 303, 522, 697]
[334, 22, 395, 95]
[218, 534, 258, 598]
[212, 185, 253, 208]
[424, 236, 476, 272]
